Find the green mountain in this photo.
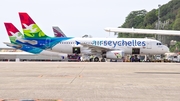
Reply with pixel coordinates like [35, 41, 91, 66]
[118, 0, 180, 48]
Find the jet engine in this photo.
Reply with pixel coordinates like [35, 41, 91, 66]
[105, 50, 125, 59]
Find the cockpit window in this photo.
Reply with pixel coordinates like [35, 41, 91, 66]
[157, 43, 162, 45]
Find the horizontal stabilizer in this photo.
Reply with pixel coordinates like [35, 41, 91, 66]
[16, 38, 37, 45]
[3, 42, 21, 48]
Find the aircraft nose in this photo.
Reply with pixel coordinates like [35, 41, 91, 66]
[164, 45, 170, 53]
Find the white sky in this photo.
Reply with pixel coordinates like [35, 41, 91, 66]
[0, 0, 170, 47]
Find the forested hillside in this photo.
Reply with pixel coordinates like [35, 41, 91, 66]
[118, 0, 180, 51]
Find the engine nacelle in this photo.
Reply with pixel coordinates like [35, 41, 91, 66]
[106, 51, 125, 59]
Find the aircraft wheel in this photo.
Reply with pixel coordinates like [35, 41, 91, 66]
[101, 58, 106, 62]
[94, 57, 99, 62]
[89, 58, 93, 62]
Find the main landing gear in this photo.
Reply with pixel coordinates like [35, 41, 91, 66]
[100, 58, 106, 62]
[89, 52, 106, 62]
[92, 57, 106, 62]
[94, 57, 99, 62]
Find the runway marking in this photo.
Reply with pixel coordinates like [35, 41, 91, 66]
[38, 75, 43, 77]
[70, 66, 85, 84]
[135, 72, 180, 74]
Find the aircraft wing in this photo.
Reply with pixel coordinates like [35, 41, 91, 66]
[80, 43, 116, 53]
[104, 27, 180, 36]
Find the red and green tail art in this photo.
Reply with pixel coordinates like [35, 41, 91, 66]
[114, 52, 122, 58]
[4, 23, 24, 44]
[19, 12, 49, 38]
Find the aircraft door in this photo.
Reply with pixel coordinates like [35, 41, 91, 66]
[132, 48, 140, 54]
[146, 41, 152, 49]
[73, 47, 81, 54]
[45, 38, 51, 49]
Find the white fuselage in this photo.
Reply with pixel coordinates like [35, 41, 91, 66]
[49, 38, 169, 55]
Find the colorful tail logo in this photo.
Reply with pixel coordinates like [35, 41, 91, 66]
[53, 26, 67, 37]
[114, 53, 122, 58]
[19, 12, 49, 38]
[4, 22, 43, 54]
[4, 23, 24, 44]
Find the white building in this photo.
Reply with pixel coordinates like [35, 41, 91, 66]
[0, 48, 63, 62]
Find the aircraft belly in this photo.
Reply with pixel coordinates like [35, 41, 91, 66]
[123, 47, 132, 54]
[40, 50, 67, 59]
[141, 48, 158, 55]
[51, 44, 72, 54]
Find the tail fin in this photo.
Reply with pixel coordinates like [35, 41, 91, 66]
[18, 12, 49, 38]
[4, 23, 24, 44]
[4, 23, 44, 54]
[53, 26, 67, 37]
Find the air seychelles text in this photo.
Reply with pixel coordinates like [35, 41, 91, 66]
[92, 40, 146, 47]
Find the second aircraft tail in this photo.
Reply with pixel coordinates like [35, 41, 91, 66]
[4, 22, 24, 44]
[53, 26, 67, 37]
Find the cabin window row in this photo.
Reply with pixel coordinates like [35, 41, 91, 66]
[59, 42, 92, 44]
[59, 42, 75, 44]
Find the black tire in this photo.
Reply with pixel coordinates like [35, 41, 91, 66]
[101, 58, 106, 62]
[89, 58, 93, 62]
[94, 57, 99, 62]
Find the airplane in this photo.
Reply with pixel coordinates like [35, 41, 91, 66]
[14, 12, 169, 62]
[104, 27, 180, 36]
[4, 23, 68, 60]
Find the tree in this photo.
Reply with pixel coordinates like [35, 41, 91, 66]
[144, 9, 157, 26]
[170, 41, 180, 52]
[122, 9, 147, 28]
[173, 10, 180, 30]
[117, 0, 180, 46]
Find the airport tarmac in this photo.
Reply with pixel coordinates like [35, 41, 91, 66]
[0, 62, 180, 101]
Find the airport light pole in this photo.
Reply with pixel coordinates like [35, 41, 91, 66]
[158, 4, 161, 30]
[158, 4, 161, 41]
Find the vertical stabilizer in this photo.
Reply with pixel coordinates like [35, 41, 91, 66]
[53, 26, 67, 37]
[4, 23, 24, 44]
[19, 12, 49, 38]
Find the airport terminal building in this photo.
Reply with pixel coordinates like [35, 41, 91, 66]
[0, 48, 63, 62]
